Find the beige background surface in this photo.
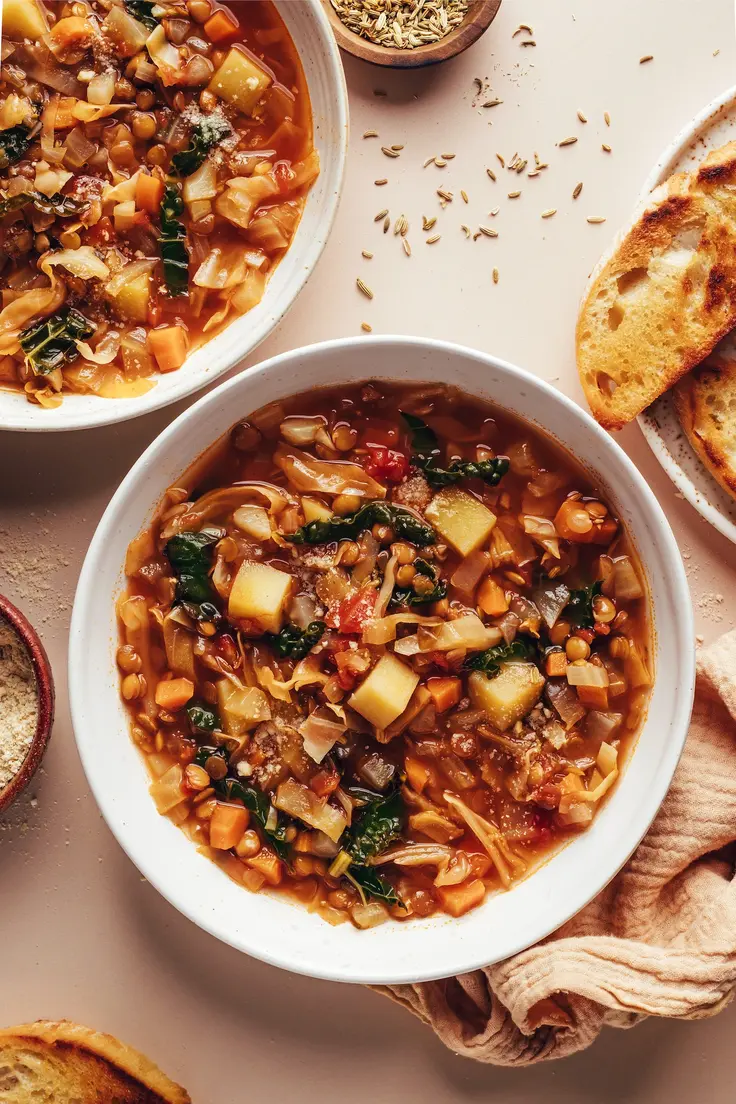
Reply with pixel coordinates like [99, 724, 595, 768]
[2, 0, 736, 1099]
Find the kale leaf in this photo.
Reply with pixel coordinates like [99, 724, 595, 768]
[564, 580, 602, 628]
[18, 307, 95, 376]
[0, 190, 88, 221]
[0, 126, 32, 170]
[165, 529, 222, 622]
[463, 637, 536, 679]
[345, 788, 404, 866]
[401, 411, 510, 489]
[171, 116, 231, 178]
[390, 557, 447, 608]
[290, 501, 436, 548]
[186, 701, 220, 736]
[347, 864, 402, 907]
[265, 620, 326, 660]
[125, 0, 160, 29]
[159, 182, 189, 295]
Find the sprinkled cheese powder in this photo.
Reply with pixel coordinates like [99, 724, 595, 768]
[0, 617, 38, 793]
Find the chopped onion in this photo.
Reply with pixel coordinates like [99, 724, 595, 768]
[76, 329, 120, 364]
[146, 25, 184, 84]
[585, 710, 623, 744]
[497, 609, 521, 645]
[394, 613, 502, 656]
[273, 778, 346, 842]
[407, 810, 462, 844]
[87, 71, 116, 106]
[183, 159, 217, 203]
[611, 555, 644, 601]
[288, 594, 318, 630]
[374, 554, 398, 618]
[532, 579, 570, 629]
[523, 514, 560, 558]
[64, 126, 96, 169]
[361, 612, 442, 645]
[299, 708, 346, 764]
[545, 681, 586, 729]
[509, 594, 541, 635]
[597, 740, 619, 776]
[372, 843, 453, 867]
[194, 246, 248, 290]
[104, 6, 150, 54]
[279, 414, 332, 449]
[23, 46, 84, 96]
[434, 851, 472, 887]
[566, 662, 609, 688]
[274, 444, 386, 499]
[450, 549, 489, 593]
[351, 902, 389, 929]
[443, 792, 524, 888]
[72, 100, 126, 122]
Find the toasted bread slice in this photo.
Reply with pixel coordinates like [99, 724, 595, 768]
[674, 333, 736, 499]
[0, 1020, 190, 1103]
[577, 142, 736, 429]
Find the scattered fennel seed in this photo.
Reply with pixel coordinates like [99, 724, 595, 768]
[489, 207, 500, 216]
[483, 99, 503, 108]
[461, 189, 469, 203]
[363, 130, 379, 138]
[362, 250, 373, 259]
[512, 23, 533, 36]
[478, 225, 498, 237]
[541, 208, 556, 218]
[356, 278, 374, 298]
[422, 215, 436, 231]
[602, 143, 612, 152]
[402, 238, 411, 256]
[527, 169, 540, 177]
[492, 267, 499, 283]
[437, 188, 453, 201]
[423, 156, 436, 168]
[383, 215, 390, 232]
[640, 54, 653, 63]
[496, 153, 506, 167]
[460, 224, 470, 238]
[587, 215, 606, 223]
[441, 152, 456, 159]
[381, 146, 400, 158]
[486, 168, 497, 181]
[508, 190, 521, 198]
[558, 136, 578, 147]
[521, 40, 536, 46]
[426, 234, 440, 244]
[374, 208, 388, 221]
[375, 178, 388, 185]
[435, 158, 447, 167]
[572, 181, 583, 199]
[391, 144, 404, 151]
[577, 110, 588, 123]
[361, 322, 372, 332]
[604, 111, 611, 125]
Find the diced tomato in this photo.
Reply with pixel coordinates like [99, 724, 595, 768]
[363, 443, 410, 484]
[310, 766, 340, 797]
[274, 160, 295, 194]
[84, 216, 116, 247]
[334, 588, 377, 634]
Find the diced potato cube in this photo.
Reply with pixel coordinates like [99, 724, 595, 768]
[425, 488, 497, 557]
[208, 47, 272, 115]
[228, 561, 294, 633]
[232, 504, 271, 542]
[302, 497, 333, 524]
[468, 663, 545, 732]
[111, 271, 150, 323]
[348, 654, 419, 730]
[3, 0, 49, 40]
[217, 680, 271, 736]
[436, 878, 486, 917]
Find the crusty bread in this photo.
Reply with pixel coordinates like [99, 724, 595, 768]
[674, 333, 736, 499]
[577, 141, 736, 429]
[0, 1020, 190, 1104]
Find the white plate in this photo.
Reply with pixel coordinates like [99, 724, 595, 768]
[69, 336, 694, 985]
[0, 0, 348, 433]
[636, 85, 736, 545]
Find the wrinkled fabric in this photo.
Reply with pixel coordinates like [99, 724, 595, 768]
[378, 630, 736, 1065]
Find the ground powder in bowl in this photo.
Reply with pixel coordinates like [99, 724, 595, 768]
[0, 615, 38, 793]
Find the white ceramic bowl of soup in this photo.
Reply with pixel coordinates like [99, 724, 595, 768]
[0, 1, 347, 434]
[69, 336, 695, 984]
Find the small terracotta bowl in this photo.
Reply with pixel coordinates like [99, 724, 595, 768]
[320, 0, 501, 69]
[0, 595, 55, 813]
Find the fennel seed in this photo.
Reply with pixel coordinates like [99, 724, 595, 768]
[541, 209, 556, 218]
[361, 322, 372, 332]
[587, 215, 606, 223]
[362, 250, 373, 259]
[508, 190, 521, 198]
[426, 234, 440, 244]
[577, 110, 588, 123]
[375, 178, 388, 185]
[604, 111, 611, 126]
[363, 130, 379, 138]
[486, 168, 497, 182]
[492, 267, 499, 283]
[483, 99, 503, 108]
[437, 188, 453, 201]
[512, 23, 533, 36]
[374, 209, 389, 221]
[356, 278, 374, 298]
[572, 181, 583, 199]
[460, 224, 470, 238]
[383, 215, 390, 232]
[478, 225, 498, 237]
[441, 152, 456, 159]
[602, 143, 612, 152]
[422, 215, 436, 231]
[558, 136, 578, 147]
[402, 238, 411, 256]
[461, 189, 469, 203]
[640, 54, 653, 63]
[381, 146, 400, 158]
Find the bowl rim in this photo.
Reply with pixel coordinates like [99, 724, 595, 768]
[0, 0, 348, 434]
[0, 594, 55, 812]
[320, 0, 502, 69]
[69, 335, 695, 984]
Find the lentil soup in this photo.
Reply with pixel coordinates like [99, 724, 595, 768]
[0, 0, 318, 407]
[118, 381, 652, 929]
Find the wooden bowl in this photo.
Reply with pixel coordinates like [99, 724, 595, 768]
[0, 595, 55, 814]
[321, 0, 502, 68]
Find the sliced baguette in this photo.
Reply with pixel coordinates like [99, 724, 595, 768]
[0, 1020, 190, 1104]
[576, 141, 736, 429]
[674, 333, 736, 499]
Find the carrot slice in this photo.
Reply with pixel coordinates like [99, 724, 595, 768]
[204, 9, 240, 42]
[148, 326, 188, 373]
[426, 676, 462, 713]
[210, 804, 248, 850]
[136, 172, 164, 215]
[154, 677, 194, 711]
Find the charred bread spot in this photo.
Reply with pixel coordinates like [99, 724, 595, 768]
[642, 195, 691, 225]
[704, 265, 728, 311]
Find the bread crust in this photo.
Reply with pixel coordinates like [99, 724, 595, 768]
[674, 337, 736, 499]
[576, 142, 736, 429]
[0, 1020, 191, 1103]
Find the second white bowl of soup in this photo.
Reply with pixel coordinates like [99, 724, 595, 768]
[0, 0, 347, 431]
[69, 337, 694, 984]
